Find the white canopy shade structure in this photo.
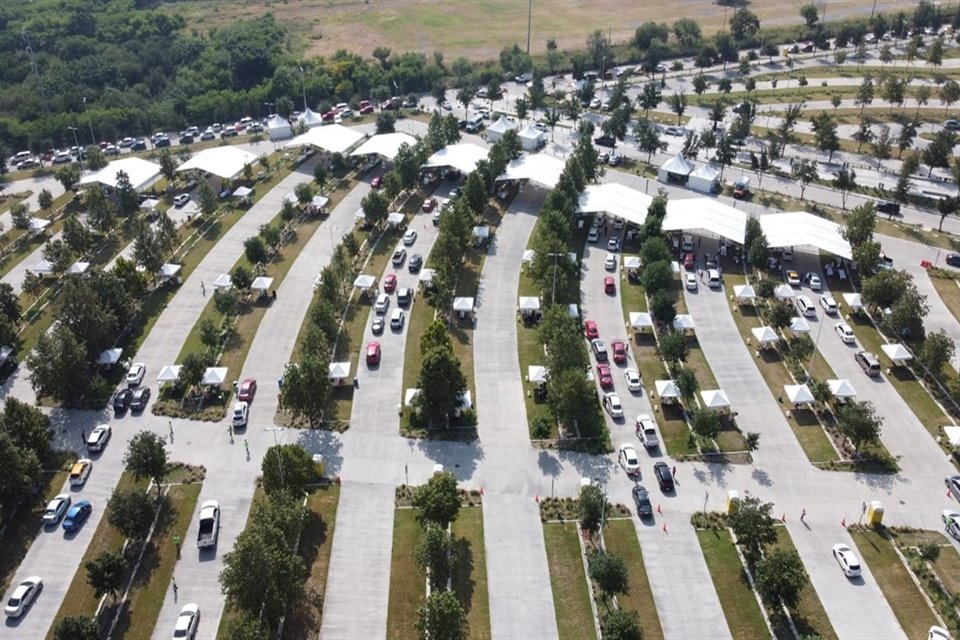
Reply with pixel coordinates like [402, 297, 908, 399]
[486, 115, 518, 143]
[673, 314, 696, 331]
[522, 249, 536, 264]
[158, 263, 181, 280]
[761, 212, 852, 260]
[662, 198, 747, 244]
[828, 379, 857, 399]
[701, 389, 731, 409]
[386, 212, 405, 226]
[284, 124, 365, 154]
[843, 293, 863, 310]
[79, 157, 162, 191]
[0, 345, 11, 366]
[623, 256, 642, 270]
[28, 218, 52, 234]
[733, 284, 756, 300]
[213, 273, 233, 290]
[518, 296, 541, 312]
[419, 268, 435, 284]
[568, 304, 579, 318]
[577, 183, 653, 228]
[404, 388, 421, 407]
[658, 155, 695, 182]
[688, 163, 722, 194]
[943, 426, 960, 450]
[789, 317, 811, 333]
[353, 274, 376, 289]
[267, 114, 292, 141]
[310, 195, 330, 210]
[33, 260, 54, 275]
[497, 154, 565, 189]
[297, 107, 324, 129]
[328, 362, 351, 381]
[629, 312, 654, 329]
[97, 348, 123, 365]
[350, 132, 418, 160]
[156, 365, 181, 382]
[473, 226, 490, 239]
[784, 384, 815, 404]
[251, 276, 274, 291]
[528, 365, 548, 384]
[518, 123, 545, 151]
[774, 284, 795, 299]
[233, 186, 253, 198]
[751, 326, 779, 344]
[655, 380, 680, 399]
[453, 297, 475, 313]
[423, 143, 490, 174]
[177, 147, 259, 181]
[67, 261, 90, 276]
[202, 367, 228, 386]
[283, 192, 298, 206]
[881, 343, 913, 362]
[141, 198, 160, 212]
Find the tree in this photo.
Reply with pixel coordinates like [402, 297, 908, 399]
[124, 431, 168, 495]
[926, 37, 945, 68]
[222, 612, 270, 640]
[765, 302, 793, 331]
[586, 29, 613, 68]
[690, 408, 721, 441]
[922, 130, 957, 177]
[588, 550, 629, 599]
[62, 214, 92, 256]
[852, 116, 875, 153]
[37, 188, 53, 211]
[177, 352, 209, 392]
[0, 432, 42, 508]
[416, 522, 457, 592]
[85, 146, 107, 171]
[637, 83, 662, 114]
[55, 164, 81, 191]
[115, 171, 140, 217]
[747, 229, 769, 269]
[885, 285, 927, 341]
[230, 264, 253, 291]
[86, 551, 126, 601]
[416, 345, 467, 427]
[673, 17, 702, 47]
[832, 166, 857, 209]
[675, 367, 699, 402]
[918, 330, 955, 375]
[107, 489, 157, 540]
[834, 50, 848, 66]
[657, 331, 689, 367]
[650, 289, 676, 327]
[872, 126, 893, 170]
[842, 201, 876, 248]
[880, 76, 906, 112]
[601, 610, 643, 640]
[810, 111, 840, 161]
[837, 400, 883, 450]
[639, 237, 671, 265]
[158, 149, 177, 181]
[579, 483, 606, 534]
[940, 80, 960, 114]
[413, 472, 461, 528]
[243, 236, 268, 264]
[791, 159, 818, 200]
[27, 324, 89, 405]
[53, 616, 100, 640]
[10, 203, 31, 230]
[800, 3, 820, 26]
[755, 548, 808, 609]
[895, 114, 920, 158]
[261, 444, 316, 496]
[730, 8, 760, 40]
[680, 130, 701, 160]
[361, 190, 388, 227]
[728, 495, 777, 561]
[280, 352, 332, 427]
[692, 74, 710, 98]
[641, 259, 673, 294]
[416, 590, 468, 640]
[668, 91, 687, 124]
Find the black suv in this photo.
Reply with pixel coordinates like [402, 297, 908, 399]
[594, 135, 616, 148]
[876, 200, 901, 216]
[632, 486, 653, 518]
[408, 254, 423, 273]
[653, 462, 674, 491]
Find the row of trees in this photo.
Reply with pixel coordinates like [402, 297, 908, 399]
[0, 397, 51, 514]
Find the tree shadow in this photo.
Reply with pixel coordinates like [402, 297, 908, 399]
[451, 535, 476, 614]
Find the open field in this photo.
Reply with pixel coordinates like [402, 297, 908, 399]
[162, 0, 906, 62]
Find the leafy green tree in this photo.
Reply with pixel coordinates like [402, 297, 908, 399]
[690, 408, 721, 441]
[261, 444, 316, 496]
[243, 236, 268, 264]
[871, 127, 893, 170]
[800, 3, 820, 26]
[413, 472, 461, 528]
[37, 188, 53, 211]
[810, 112, 839, 162]
[729, 495, 777, 561]
[86, 185, 116, 233]
[416, 345, 467, 427]
[10, 203, 31, 230]
[0, 432, 42, 508]
[940, 80, 960, 115]
[222, 612, 270, 640]
[668, 91, 688, 124]
[416, 522, 458, 592]
[62, 214, 92, 256]
[885, 285, 927, 340]
[765, 301, 793, 330]
[547, 368, 600, 436]
[756, 548, 808, 609]
[85, 146, 107, 171]
[362, 190, 389, 227]
[601, 609, 643, 640]
[579, 483, 605, 534]
[650, 289, 676, 327]
[588, 550, 629, 599]
[658, 331, 689, 367]
[124, 431, 168, 495]
[416, 590, 468, 640]
[280, 352, 332, 427]
[922, 130, 957, 177]
[107, 489, 157, 541]
[26, 324, 89, 405]
[641, 260, 673, 294]
[832, 166, 857, 209]
[85, 551, 126, 602]
[55, 164, 81, 191]
[917, 330, 955, 376]
[842, 202, 876, 248]
[176, 352, 209, 392]
[675, 368, 699, 402]
[53, 616, 100, 640]
[729, 8, 760, 40]
[836, 400, 883, 450]
[673, 17, 702, 47]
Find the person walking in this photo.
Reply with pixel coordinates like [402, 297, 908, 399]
[244, 439, 249, 456]
[228, 424, 234, 442]
[801, 508, 807, 522]
[671, 465, 677, 479]
[80, 429, 86, 444]
[174, 535, 181, 558]
[172, 577, 178, 600]
[200, 281, 205, 295]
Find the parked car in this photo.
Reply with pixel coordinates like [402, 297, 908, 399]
[611, 339, 627, 364]
[403, 229, 418, 245]
[819, 295, 838, 314]
[130, 387, 151, 412]
[421, 197, 438, 213]
[69, 459, 93, 486]
[4, 577, 42, 618]
[174, 603, 201, 639]
[238, 378, 257, 402]
[43, 494, 71, 526]
[942, 510, 960, 541]
[619, 443, 641, 476]
[62, 500, 92, 532]
[197, 502, 220, 548]
[605, 254, 617, 271]
[653, 462, 674, 491]
[596, 363, 613, 388]
[855, 351, 881, 376]
[370, 175, 382, 189]
[587, 227, 600, 242]
[86, 424, 111, 452]
[944, 119, 960, 131]
[835, 322, 856, 343]
[832, 543, 862, 578]
[945, 253, 960, 267]
[876, 200, 901, 216]
[126, 362, 146, 386]
[947, 475, 960, 501]
[113, 388, 132, 412]
[632, 486, 653, 518]
[408, 254, 423, 273]
[685, 272, 698, 290]
[607, 237, 620, 252]
[603, 392, 623, 418]
[591, 339, 608, 361]
[174, 194, 190, 208]
[636, 415, 660, 449]
[232, 401, 249, 428]
[624, 368, 642, 392]
[786, 270, 801, 286]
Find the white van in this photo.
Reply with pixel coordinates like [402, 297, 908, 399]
[795, 295, 817, 318]
[707, 269, 722, 288]
[465, 116, 484, 133]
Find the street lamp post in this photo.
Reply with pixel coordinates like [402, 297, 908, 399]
[68, 126, 84, 172]
[299, 66, 308, 111]
[265, 428, 285, 490]
[83, 97, 96, 146]
[546, 252, 564, 305]
[593, 476, 607, 543]
[264, 101, 275, 118]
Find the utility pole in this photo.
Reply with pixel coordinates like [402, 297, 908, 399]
[299, 66, 308, 111]
[265, 428, 285, 490]
[526, 0, 532, 54]
[68, 127, 84, 172]
[83, 97, 96, 145]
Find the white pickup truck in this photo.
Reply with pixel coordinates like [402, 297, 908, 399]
[197, 500, 220, 548]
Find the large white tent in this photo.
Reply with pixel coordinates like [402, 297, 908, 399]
[177, 147, 259, 180]
[156, 365, 181, 382]
[350, 132, 418, 160]
[202, 367, 228, 386]
[701, 389, 731, 409]
[423, 143, 489, 174]
[688, 163, 721, 194]
[518, 123, 545, 151]
[828, 379, 857, 399]
[80, 157, 162, 191]
[577, 183, 653, 227]
[662, 198, 747, 244]
[486, 115, 518, 143]
[528, 365, 548, 384]
[784, 384, 815, 404]
[733, 284, 756, 300]
[97, 348, 123, 365]
[629, 312, 653, 329]
[267, 114, 292, 140]
[497, 154, 565, 189]
[297, 108, 324, 129]
[518, 296, 541, 312]
[760, 212, 852, 260]
[284, 124, 365, 154]
[655, 380, 680, 399]
[751, 326, 779, 344]
[658, 155, 695, 184]
[673, 314, 696, 331]
[881, 343, 913, 362]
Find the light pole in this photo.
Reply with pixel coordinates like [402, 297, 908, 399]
[264, 101, 275, 118]
[68, 127, 84, 172]
[265, 427, 285, 490]
[593, 476, 607, 541]
[546, 252, 564, 304]
[299, 66, 308, 111]
[83, 97, 95, 145]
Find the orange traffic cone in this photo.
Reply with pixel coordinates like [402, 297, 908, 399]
[662, 522, 668, 533]
[657, 504, 662, 514]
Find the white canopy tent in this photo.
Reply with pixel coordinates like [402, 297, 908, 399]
[297, 108, 324, 129]
[701, 389, 731, 409]
[828, 379, 858, 399]
[178, 147, 259, 180]
[202, 367, 228, 386]
[386, 212, 405, 226]
[761, 212, 852, 260]
[79, 157, 162, 191]
[141, 198, 160, 213]
[577, 183, 653, 228]
[688, 163, 721, 194]
[251, 276, 274, 291]
[97, 348, 123, 365]
[733, 284, 756, 300]
[774, 284, 796, 299]
[518, 297, 541, 312]
[655, 380, 680, 399]
[28, 218, 51, 235]
[943, 425, 960, 451]
[629, 312, 654, 329]
[350, 132, 418, 160]
[329, 362, 351, 381]
[518, 123, 545, 151]
[751, 326, 779, 344]
[267, 114, 292, 140]
[67, 261, 90, 276]
[158, 263, 181, 280]
[310, 195, 330, 213]
[284, 124, 365, 154]
[624, 256, 642, 270]
[497, 154, 565, 189]
[353, 274, 376, 289]
[33, 259, 54, 275]
[658, 155, 695, 183]
[522, 249, 535, 264]
[422, 143, 489, 174]
[419, 268, 435, 285]
[662, 198, 747, 244]
[568, 304, 579, 318]
[528, 365, 548, 384]
[453, 297, 475, 313]
[789, 317, 811, 333]
[881, 343, 913, 362]
[233, 186, 253, 199]
[156, 365, 181, 382]
[473, 226, 490, 239]
[213, 274, 233, 290]
[843, 293, 863, 310]
[673, 314, 696, 331]
[784, 384, 816, 404]
[486, 115, 518, 143]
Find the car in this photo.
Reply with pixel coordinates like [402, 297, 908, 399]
[604, 276, 616, 294]
[632, 486, 653, 518]
[43, 494, 72, 526]
[103, 144, 119, 156]
[624, 368, 642, 392]
[683, 253, 695, 271]
[371, 316, 385, 335]
[178, 133, 194, 145]
[408, 254, 423, 273]
[390, 308, 405, 329]
[786, 270, 801, 286]
[130, 387, 151, 412]
[944, 119, 960, 131]
[375, 293, 390, 314]
[174, 193, 190, 207]
[945, 253, 960, 267]
[782, 246, 793, 261]
[221, 125, 238, 137]
[4, 577, 42, 618]
[604, 253, 616, 271]
[665, 125, 686, 137]
[608, 153, 622, 167]
[653, 462, 674, 491]
[805, 273, 822, 291]
[232, 401, 249, 428]
[592, 339, 608, 361]
[878, 253, 895, 270]
[69, 459, 93, 486]
[126, 362, 146, 386]
[597, 151, 610, 165]
[607, 237, 620, 252]
[835, 322, 856, 343]
[589, 97, 601, 109]
[942, 510, 960, 541]
[929, 626, 951, 640]
[370, 175, 382, 189]
[113, 388, 132, 412]
[200, 129, 215, 141]
[366, 341, 382, 366]
[155, 136, 172, 147]
[62, 500, 92, 533]
[238, 378, 257, 402]
[86, 424, 111, 452]
[391, 248, 407, 266]
[381, 273, 398, 293]
[733, 176, 751, 199]
[619, 443, 641, 476]
[819, 294, 838, 314]
[130, 138, 148, 151]
[585, 320, 599, 340]
[832, 543, 862, 578]
[403, 229, 418, 245]
[587, 227, 600, 242]
[422, 197, 438, 213]
[637, 415, 660, 449]
[52, 151, 72, 164]
[596, 363, 613, 388]
[594, 135, 616, 148]
[173, 603, 200, 639]
[397, 287, 412, 306]
[603, 392, 624, 418]
[684, 273, 697, 295]
[876, 200, 901, 216]
[611, 339, 627, 364]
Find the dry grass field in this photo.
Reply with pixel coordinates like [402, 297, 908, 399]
[165, 0, 906, 61]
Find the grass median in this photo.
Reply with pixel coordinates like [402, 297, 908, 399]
[928, 270, 960, 325]
[543, 521, 597, 640]
[696, 527, 769, 640]
[386, 508, 425, 640]
[450, 507, 491, 639]
[601, 519, 664, 640]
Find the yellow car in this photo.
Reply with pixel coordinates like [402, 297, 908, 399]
[69, 459, 92, 486]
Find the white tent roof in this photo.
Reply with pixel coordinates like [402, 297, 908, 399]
[251, 276, 274, 291]
[751, 326, 779, 343]
[33, 260, 54, 275]
[97, 348, 123, 365]
[577, 183, 653, 228]
[785, 384, 815, 404]
[473, 226, 489, 239]
[568, 304, 579, 318]
[519, 296, 541, 311]
[79, 157, 162, 191]
[350, 132, 418, 160]
[789, 317, 811, 333]
[624, 256, 642, 270]
[311, 195, 330, 209]
[158, 263, 181, 279]
[655, 380, 680, 398]
[202, 367, 228, 385]
[297, 107, 324, 128]
[519, 123, 544, 140]
[423, 143, 489, 174]
[233, 186, 253, 198]
[528, 365, 548, 384]
[881, 343, 913, 361]
[522, 249, 535, 264]
[404, 388, 421, 406]
[761, 212, 852, 260]
[497, 154, 565, 188]
[828, 379, 857, 398]
[733, 284, 756, 300]
[329, 362, 351, 380]
[141, 198, 160, 211]
[700, 389, 731, 409]
[487, 115, 518, 134]
[28, 218, 52, 234]
[353, 274, 376, 289]
[673, 314, 696, 330]
[156, 365, 181, 382]
[268, 114, 290, 129]
[213, 273, 233, 289]
[453, 297, 474, 312]
[178, 147, 259, 180]
[662, 198, 747, 244]
[944, 425, 960, 449]
[774, 284, 795, 299]
[660, 155, 695, 175]
[387, 212, 405, 226]
[843, 293, 863, 310]
[67, 261, 90, 276]
[629, 312, 653, 328]
[284, 124, 365, 154]
[419, 268, 435, 284]
[283, 192, 298, 205]
[690, 163, 721, 180]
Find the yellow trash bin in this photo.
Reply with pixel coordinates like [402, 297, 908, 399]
[726, 490, 741, 515]
[867, 500, 884, 526]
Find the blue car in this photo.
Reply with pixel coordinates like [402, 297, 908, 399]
[62, 500, 92, 533]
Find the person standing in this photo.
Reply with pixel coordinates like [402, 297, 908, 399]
[174, 535, 181, 558]
[81, 429, 86, 444]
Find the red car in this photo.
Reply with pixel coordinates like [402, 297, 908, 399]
[322, 110, 338, 121]
[611, 340, 627, 364]
[237, 378, 257, 402]
[604, 276, 616, 294]
[422, 197, 438, 213]
[584, 320, 599, 340]
[383, 273, 397, 292]
[359, 100, 375, 115]
[366, 341, 381, 366]
[371, 175, 382, 189]
[683, 253, 695, 271]
[596, 364, 613, 388]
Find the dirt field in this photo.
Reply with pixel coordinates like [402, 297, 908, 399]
[166, 0, 910, 61]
